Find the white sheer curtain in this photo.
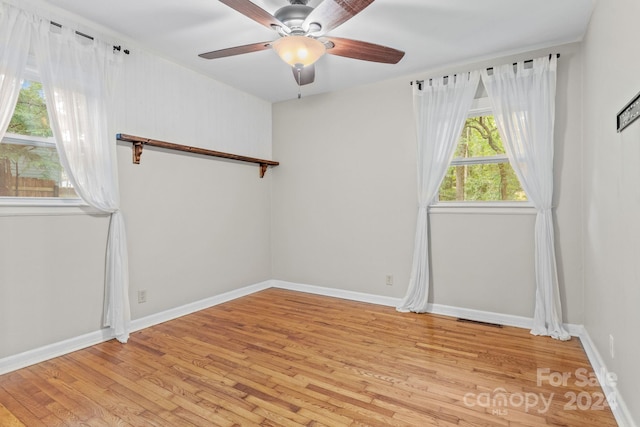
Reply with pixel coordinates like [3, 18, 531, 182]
[481, 55, 569, 340]
[397, 72, 479, 312]
[0, 3, 32, 137]
[33, 21, 131, 342]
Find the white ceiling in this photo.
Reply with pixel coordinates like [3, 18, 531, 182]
[39, 0, 594, 103]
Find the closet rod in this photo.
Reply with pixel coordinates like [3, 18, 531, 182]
[410, 53, 560, 87]
[117, 133, 279, 178]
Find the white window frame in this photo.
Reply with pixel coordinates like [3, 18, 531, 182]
[430, 97, 535, 215]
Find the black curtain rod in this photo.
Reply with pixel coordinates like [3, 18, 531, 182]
[50, 21, 129, 55]
[411, 53, 560, 87]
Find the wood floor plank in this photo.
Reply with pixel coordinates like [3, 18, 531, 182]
[18, 366, 97, 423]
[0, 288, 618, 426]
[0, 402, 26, 427]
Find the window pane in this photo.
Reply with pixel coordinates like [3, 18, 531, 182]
[439, 163, 526, 201]
[1, 80, 78, 199]
[438, 114, 527, 202]
[0, 141, 78, 198]
[7, 81, 53, 137]
[459, 115, 504, 157]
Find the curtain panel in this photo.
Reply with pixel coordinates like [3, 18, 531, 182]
[397, 72, 480, 313]
[481, 55, 569, 340]
[0, 3, 32, 138]
[32, 19, 131, 342]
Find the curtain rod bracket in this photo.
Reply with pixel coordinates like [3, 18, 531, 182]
[113, 45, 130, 55]
[51, 21, 130, 55]
[410, 53, 560, 87]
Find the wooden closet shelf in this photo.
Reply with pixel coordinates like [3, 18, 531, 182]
[116, 133, 279, 178]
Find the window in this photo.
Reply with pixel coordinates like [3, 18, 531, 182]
[0, 79, 78, 201]
[437, 100, 526, 203]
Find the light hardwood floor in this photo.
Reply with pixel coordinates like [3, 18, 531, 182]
[0, 288, 617, 426]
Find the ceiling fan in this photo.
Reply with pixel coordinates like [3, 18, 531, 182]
[199, 0, 405, 87]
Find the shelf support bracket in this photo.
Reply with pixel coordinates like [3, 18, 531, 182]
[259, 163, 268, 178]
[133, 142, 144, 164]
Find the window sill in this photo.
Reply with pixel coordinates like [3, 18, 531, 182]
[429, 202, 536, 215]
[0, 198, 106, 217]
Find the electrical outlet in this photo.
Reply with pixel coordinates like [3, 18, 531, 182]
[138, 290, 147, 304]
[609, 334, 615, 359]
[385, 275, 393, 286]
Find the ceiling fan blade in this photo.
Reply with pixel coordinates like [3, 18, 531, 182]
[199, 41, 272, 59]
[292, 65, 315, 86]
[324, 37, 405, 64]
[218, 0, 286, 30]
[303, 0, 374, 34]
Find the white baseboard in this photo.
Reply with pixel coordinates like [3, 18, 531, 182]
[425, 301, 535, 329]
[129, 280, 272, 333]
[273, 280, 530, 328]
[0, 280, 272, 376]
[0, 280, 398, 374]
[1, 279, 635, 426]
[271, 280, 402, 307]
[0, 328, 113, 376]
[572, 325, 636, 427]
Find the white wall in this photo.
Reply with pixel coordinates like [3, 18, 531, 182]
[272, 42, 585, 323]
[116, 50, 273, 321]
[116, 49, 272, 160]
[581, 0, 640, 420]
[0, 14, 273, 358]
[271, 80, 417, 298]
[0, 213, 110, 357]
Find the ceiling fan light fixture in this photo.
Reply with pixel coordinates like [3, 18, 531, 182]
[272, 35, 326, 68]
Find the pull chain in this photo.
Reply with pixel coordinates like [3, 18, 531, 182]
[297, 68, 302, 99]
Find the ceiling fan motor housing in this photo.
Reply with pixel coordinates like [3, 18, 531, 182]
[275, 4, 314, 33]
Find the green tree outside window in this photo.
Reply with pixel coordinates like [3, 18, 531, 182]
[439, 116, 526, 202]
